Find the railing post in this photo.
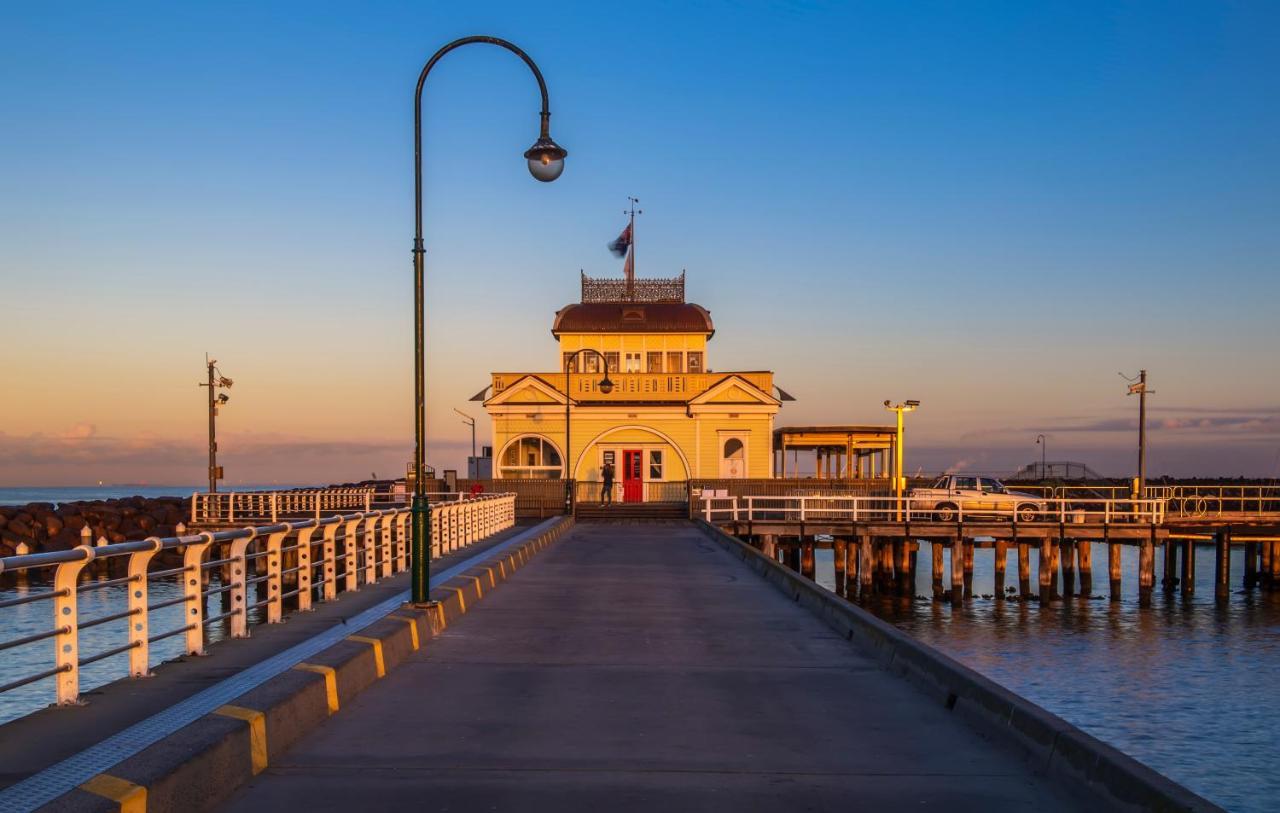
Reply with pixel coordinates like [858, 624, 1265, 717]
[799, 497, 806, 523]
[264, 529, 288, 623]
[52, 546, 94, 705]
[362, 514, 380, 585]
[191, 492, 199, 525]
[127, 538, 163, 678]
[343, 517, 362, 592]
[394, 511, 410, 572]
[365, 490, 372, 512]
[295, 525, 317, 611]
[183, 533, 213, 655]
[431, 504, 442, 559]
[320, 522, 339, 601]
[228, 529, 257, 638]
[379, 512, 393, 578]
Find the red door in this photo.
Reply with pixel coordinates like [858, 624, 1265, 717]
[622, 450, 643, 503]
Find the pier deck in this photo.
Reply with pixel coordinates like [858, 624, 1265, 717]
[221, 522, 1075, 811]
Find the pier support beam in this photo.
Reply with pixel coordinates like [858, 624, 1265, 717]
[1038, 539, 1053, 604]
[787, 542, 800, 573]
[1214, 527, 1231, 605]
[845, 540, 857, 595]
[801, 541, 815, 581]
[761, 534, 777, 561]
[1262, 542, 1273, 590]
[1060, 539, 1076, 597]
[962, 540, 974, 598]
[994, 539, 1008, 598]
[1270, 541, 1280, 590]
[1243, 541, 1257, 589]
[931, 541, 944, 600]
[858, 535, 873, 596]
[1108, 541, 1122, 601]
[1180, 539, 1196, 596]
[949, 540, 963, 607]
[1078, 541, 1093, 596]
[1162, 540, 1178, 593]
[1139, 538, 1155, 607]
[1017, 543, 1031, 600]
[833, 538, 847, 596]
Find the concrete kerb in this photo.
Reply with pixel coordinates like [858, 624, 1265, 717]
[39, 517, 575, 813]
[695, 520, 1222, 813]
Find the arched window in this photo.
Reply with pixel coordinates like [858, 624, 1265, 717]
[498, 435, 563, 479]
[723, 438, 745, 460]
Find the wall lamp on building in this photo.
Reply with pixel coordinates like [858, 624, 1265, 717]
[884, 399, 920, 518]
[410, 36, 568, 604]
[564, 349, 614, 514]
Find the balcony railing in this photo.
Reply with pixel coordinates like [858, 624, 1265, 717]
[491, 371, 774, 402]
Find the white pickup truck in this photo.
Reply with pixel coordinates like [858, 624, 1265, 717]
[910, 475, 1048, 522]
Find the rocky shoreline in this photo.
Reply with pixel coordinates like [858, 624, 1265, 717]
[0, 495, 189, 559]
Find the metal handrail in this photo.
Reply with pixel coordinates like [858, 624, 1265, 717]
[189, 487, 468, 525]
[0, 493, 516, 711]
[699, 494, 1168, 525]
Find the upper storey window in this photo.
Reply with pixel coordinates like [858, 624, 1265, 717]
[688, 352, 704, 373]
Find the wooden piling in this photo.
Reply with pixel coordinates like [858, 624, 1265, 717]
[993, 539, 1008, 598]
[907, 541, 919, 595]
[1038, 539, 1053, 604]
[1017, 543, 1031, 599]
[1270, 540, 1280, 590]
[1162, 540, 1178, 593]
[962, 540, 974, 598]
[1139, 538, 1155, 607]
[1048, 539, 1061, 600]
[801, 541, 815, 580]
[1214, 527, 1231, 605]
[858, 535, 873, 595]
[1060, 539, 1076, 597]
[833, 538, 847, 596]
[949, 540, 963, 607]
[1108, 541, 1122, 601]
[892, 539, 906, 595]
[1077, 541, 1093, 596]
[1243, 541, 1257, 589]
[931, 541, 945, 600]
[787, 542, 801, 573]
[1180, 539, 1196, 596]
[761, 534, 777, 561]
[878, 541, 895, 593]
[1262, 541, 1273, 590]
[845, 540, 858, 594]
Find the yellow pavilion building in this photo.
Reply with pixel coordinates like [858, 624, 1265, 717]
[481, 271, 785, 502]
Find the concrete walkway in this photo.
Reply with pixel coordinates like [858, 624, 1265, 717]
[222, 522, 1075, 811]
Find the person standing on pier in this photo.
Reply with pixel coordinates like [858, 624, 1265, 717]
[601, 460, 616, 505]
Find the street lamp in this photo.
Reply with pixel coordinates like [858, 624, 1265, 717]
[1036, 434, 1047, 480]
[411, 37, 568, 604]
[564, 349, 614, 514]
[884, 400, 920, 518]
[1122, 369, 1152, 497]
[454, 408, 477, 477]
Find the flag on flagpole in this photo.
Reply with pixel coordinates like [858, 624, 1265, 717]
[607, 223, 632, 257]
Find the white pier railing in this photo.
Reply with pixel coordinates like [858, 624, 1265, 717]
[700, 494, 1167, 525]
[190, 488, 468, 525]
[0, 494, 514, 708]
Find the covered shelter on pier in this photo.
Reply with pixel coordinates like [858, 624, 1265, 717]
[773, 425, 897, 479]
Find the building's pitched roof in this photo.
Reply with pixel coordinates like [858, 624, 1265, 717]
[551, 302, 714, 337]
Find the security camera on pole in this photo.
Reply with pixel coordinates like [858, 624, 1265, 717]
[200, 356, 233, 494]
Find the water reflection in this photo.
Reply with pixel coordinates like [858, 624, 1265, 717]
[812, 543, 1280, 813]
[0, 576, 261, 726]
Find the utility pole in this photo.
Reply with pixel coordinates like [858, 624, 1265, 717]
[1036, 434, 1047, 480]
[200, 357, 233, 493]
[1124, 370, 1152, 496]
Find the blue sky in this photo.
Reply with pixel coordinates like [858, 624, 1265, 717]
[1, 1, 1278, 484]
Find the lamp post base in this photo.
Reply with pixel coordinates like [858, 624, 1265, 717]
[410, 493, 431, 603]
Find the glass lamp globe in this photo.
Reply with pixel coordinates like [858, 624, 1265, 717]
[525, 136, 567, 182]
[598, 377, 614, 395]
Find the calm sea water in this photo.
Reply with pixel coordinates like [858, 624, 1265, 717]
[813, 544, 1279, 813]
[0, 485, 311, 507]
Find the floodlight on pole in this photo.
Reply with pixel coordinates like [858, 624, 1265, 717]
[884, 400, 920, 519]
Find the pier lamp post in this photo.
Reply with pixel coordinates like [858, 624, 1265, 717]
[884, 400, 920, 519]
[411, 37, 569, 604]
[1036, 434, 1047, 480]
[564, 349, 614, 514]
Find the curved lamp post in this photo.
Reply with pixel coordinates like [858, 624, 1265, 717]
[564, 349, 614, 513]
[883, 399, 920, 520]
[412, 37, 568, 603]
[1036, 434, 1047, 480]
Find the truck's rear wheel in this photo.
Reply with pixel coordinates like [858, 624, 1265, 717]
[935, 503, 957, 522]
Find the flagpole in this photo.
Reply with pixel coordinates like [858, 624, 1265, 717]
[626, 196, 639, 299]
